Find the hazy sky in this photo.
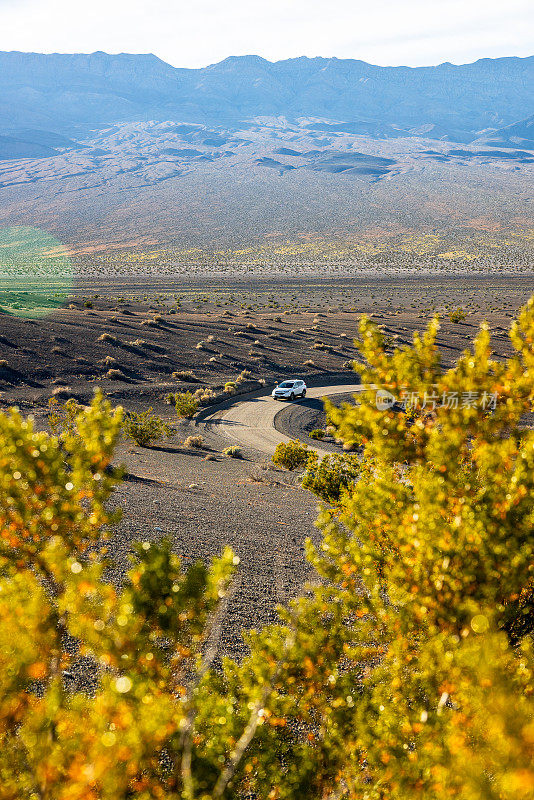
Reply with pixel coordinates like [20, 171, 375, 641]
[1, 0, 532, 68]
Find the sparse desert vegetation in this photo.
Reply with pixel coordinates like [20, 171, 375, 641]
[183, 434, 204, 449]
[1, 41, 533, 798]
[223, 445, 243, 458]
[122, 407, 175, 447]
[272, 438, 309, 470]
[174, 390, 200, 419]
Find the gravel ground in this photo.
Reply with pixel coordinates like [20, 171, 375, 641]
[107, 440, 321, 661]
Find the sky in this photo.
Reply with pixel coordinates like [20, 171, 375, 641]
[0, 0, 532, 68]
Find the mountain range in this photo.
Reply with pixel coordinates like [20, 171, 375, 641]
[1, 51, 534, 146]
[0, 51, 532, 264]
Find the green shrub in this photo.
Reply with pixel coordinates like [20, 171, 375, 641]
[272, 439, 309, 470]
[122, 408, 174, 447]
[302, 450, 360, 503]
[449, 307, 466, 323]
[309, 428, 325, 440]
[174, 391, 200, 419]
[223, 445, 243, 458]
[47, 396, 85, 437]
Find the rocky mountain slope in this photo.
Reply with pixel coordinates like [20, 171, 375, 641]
[1, 51, 533, 144]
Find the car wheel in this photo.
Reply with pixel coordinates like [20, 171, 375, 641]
[290, 393, 295, 401]
[302, 389, 306, 398]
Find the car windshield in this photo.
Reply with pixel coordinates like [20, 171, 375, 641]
[278, 381, 294, 388]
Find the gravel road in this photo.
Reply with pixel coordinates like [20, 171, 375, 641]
[200, 383, 364, 458]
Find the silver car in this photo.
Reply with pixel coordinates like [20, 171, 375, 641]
[271, 379, 307, 401]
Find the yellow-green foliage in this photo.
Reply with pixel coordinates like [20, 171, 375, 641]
[272, 438, 309, 470]
[0, 392, 239, 800]
[449, 307, 467, 323]
[302, 450, 360, 503]
[47, 396, 85, 437]
[314, 300, 534, 798]
[122, 407, 175, 447]
[2, 300, 534, 799]
[174, 390, 200, 419]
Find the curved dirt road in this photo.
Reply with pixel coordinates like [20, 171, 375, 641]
[202, 383, 365, 457]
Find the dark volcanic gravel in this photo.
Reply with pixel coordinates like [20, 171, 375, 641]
[108, 440, 321, 660]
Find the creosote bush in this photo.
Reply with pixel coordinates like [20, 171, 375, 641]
[48, 396, 85, 437]
[302, 450, 361, 503]
[223, 445, 243, 459]
[122, 407, 175, 447]
[174, 391, 200, 419]
[272, 438, 309, 470]
[183, 434, 204, 449]
[449, 307, 467, 323]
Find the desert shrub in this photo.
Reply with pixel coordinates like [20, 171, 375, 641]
[449, 307, 466, 323]
[272, 439, 309, 470]
[84, 300, 93, 309]
[172, 370, 197, 381]
[223, 445, 243, 458]
[304, 359, 315, 367]
[302, 450, 361, 503]
[224, 380, 237, 394]
[122, 408, 174, 447]
[98, 333, 118, 344]
[237, 369, 252, 383]
[309, 428, 325, 440]
[48, 396, 85, 437]
[183, 434, 204, 449]
[106, 368, 127, 381]
[174, 391, 200, 419]
[194, 387, 217, 403]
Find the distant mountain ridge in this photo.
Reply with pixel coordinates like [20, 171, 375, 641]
[474, 114, 534, 149]
[1, 51, 533, 144]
